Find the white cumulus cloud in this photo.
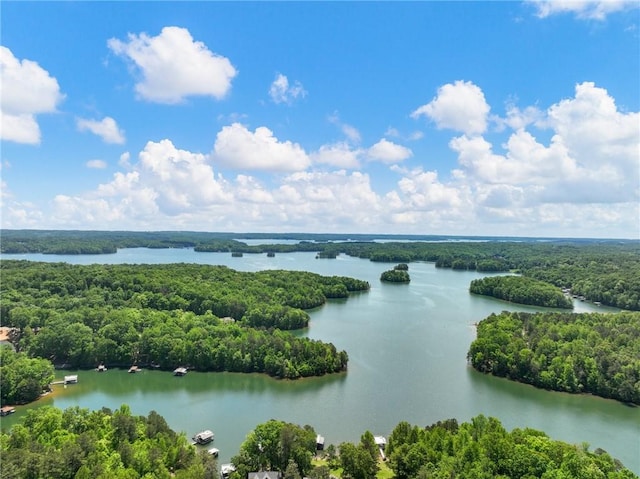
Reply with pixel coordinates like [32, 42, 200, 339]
[367, 139, 413, 164]
[269, 73, 307, 104]
[450, 81, 638, 210]
[77, 117, 126, 144]
[412, 80, 490, 136]
[108, 26, 237, 104]
[0, 46, 64, 144]
[213, 123, 311, 172]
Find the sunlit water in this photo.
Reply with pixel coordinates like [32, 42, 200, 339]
[2, 249, 638, 472]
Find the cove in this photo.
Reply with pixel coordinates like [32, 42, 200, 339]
[2, 248, 638, 473]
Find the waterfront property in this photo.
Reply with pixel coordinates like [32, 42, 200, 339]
[173, 367, 187, 376]
[193, 430, 214, 444]
[316, 434, 325, 451]
[64, 375, 78, 384]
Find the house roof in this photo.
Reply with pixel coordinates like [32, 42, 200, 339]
[248, 472, 280, 479]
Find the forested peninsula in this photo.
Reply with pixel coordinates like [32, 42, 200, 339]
[469, 275, 573, 309]
[2, 230, 639, 310]
[2, 407, 637, 479]
[468, 311, 640, 404]
[1, 261, 369, 390]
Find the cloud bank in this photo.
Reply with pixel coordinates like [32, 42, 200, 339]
[2, 78, 637, 238]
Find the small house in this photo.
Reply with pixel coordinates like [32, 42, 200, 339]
[174, 367, 188, 376]
[64, 375, 78, 384]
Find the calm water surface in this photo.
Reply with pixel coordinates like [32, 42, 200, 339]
[2, 249, 638, 472]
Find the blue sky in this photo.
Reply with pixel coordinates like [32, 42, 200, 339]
[1, 1, 638, 238]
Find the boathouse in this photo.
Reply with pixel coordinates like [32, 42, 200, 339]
[220, 464, 236, 479]
[374, 436, 387, 449]
[64, 375, 78, 384]
[316, 434, 325, 451]
[193, 430, 214, 444]
[0, 406, 16, 416]
[174, 367, 187, 376]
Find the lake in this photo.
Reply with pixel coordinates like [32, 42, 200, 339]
[1, 248, 638, 473]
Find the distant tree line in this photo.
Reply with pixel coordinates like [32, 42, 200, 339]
[2, 230, 637, 310]
[470, 275, 573, 309]
[468, 311, 640, 404]
[1, 261, 367, 383]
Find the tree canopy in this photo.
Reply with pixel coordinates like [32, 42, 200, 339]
[470, 275, 573, 309]
[0, 346, 54, 406]
[2, 230, 638, 309]
[1, 261, 367, 380]
[0, 405, 218, 479]
[231, 419, 317, 478]
[385, 415, 638, 479]
[468, 311, 640, 404]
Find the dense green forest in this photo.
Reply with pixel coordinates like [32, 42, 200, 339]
[0, 347, 55, 405]
[2, 230, 638, 310]
[383, 416, 637, 479]
[468, 311, 640, 404]
[2, 409, 637, 479]
[230, 419, 318, 478]
[0, 405, 218, 479]
[380, 264, 411, 283]
[469, 276, 573, 309]
[1, 261, 368, 385]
